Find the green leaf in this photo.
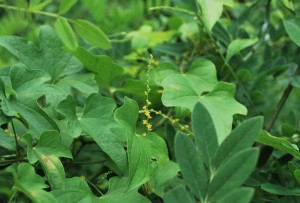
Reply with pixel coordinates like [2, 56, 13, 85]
[0, 25, 82, 81]
[59, 0, 77, 14]
[256, 131, 300, 159]
[114, 97, 139, 137]
[51, 177, 99, 203]
[14, 163, 57, 203]
[79, 94, 127, 173]
[214, 117, 263, 168]
[0, 64, 59, 137]
[55, 73, 98, 96]
[164, 185, 194, 203]
[208, 148, 258, 202]
[23, 131, 72, 189]
[0, 128, 16, 151]
[127, 135, 152, 190]
[73, 19, 111, 49]
[153, 62, 178, 86]
[71, 46, 123, 88]
[192, 102, 218, 168]
[226, 38, 258, 61]
[99, 177, 151, 203]
[217, 188, 254, 203]
[162, 58, 247, 142]
[283, 17, 300, 47]
[261, 183, 300, 196]
[197, 0, 233, 32]
[54, 17, 78, 50]
[175, 132, 207, 200]
[56, 95, 82, 138]
[148, 162, 180, 197]
[127, 132, 169, 191]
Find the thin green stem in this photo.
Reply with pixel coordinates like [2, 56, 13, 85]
[11, 120, 20, 157]
[0, 4, 59, 18]
[84, 177, 104, 196]
[265, 67, 300, 131]
[149, 6, 196, 16]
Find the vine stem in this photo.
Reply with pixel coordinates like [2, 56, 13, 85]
[11, 120, 21, 157]
[258, 66, 300, 167]
[265, 67, 300, 131]
[0, 4, 59, 18]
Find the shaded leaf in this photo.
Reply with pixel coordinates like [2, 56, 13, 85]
[226, 38, 258, 61]
[0, 25, 82, 81]
[164, 185, 194, 203]
[261, 183, 300, 196]
[51, 177, 98, 203]
[14, 163, 57, 203]
[283, 17, 300, 47]
[256, 131, 300, 159]
[99, 177, 151, 203]
[218, 188, 254, 203]
[59, 0, 77, 14]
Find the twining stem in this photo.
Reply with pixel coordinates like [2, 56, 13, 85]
[84, 177, 104, 196]
[0, 4, 59, 18]
[265, 67, 300, 131]
[11, 120, 21, 157]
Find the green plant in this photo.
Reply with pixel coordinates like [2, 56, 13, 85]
[0, 0, 300, 203]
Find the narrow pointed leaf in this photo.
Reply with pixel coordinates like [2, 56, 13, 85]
[193, 102, 218, 168]
[214, 116, 263, 168]
[175, 132, 207, 200]
[226, 38, 258, 61]
[73, 19, 111, 49]
[54, 17, 78, 50]
[59, 0, 77, 14]
[208, 148, 258, 202]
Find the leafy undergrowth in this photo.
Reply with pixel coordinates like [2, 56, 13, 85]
[1, 0, 300, 203]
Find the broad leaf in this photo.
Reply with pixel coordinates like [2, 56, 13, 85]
[99, 177, 151, 203]
[71, 46, 123, 88]
[256, 131, 300, 159]
[14, 163, 57, 203]
[208, 148, 258, 202]
[0, 25, 82, 81]
[148, 162, 180, 197]
[23, 131, 72, 189]
[226, 38, 258, 61]
[73, 19, 111, 49]
[162, 59, 247, 142]
[51, 177, 99, 202]
[0, 128, 16, 151]
[175, 132, 207, 200]
[214, 117, 263, 168]
[79, 94, 127, 173]
[56, 95, 82, 138]
[283, 17, 300, 47]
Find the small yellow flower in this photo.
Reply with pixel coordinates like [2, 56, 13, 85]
[142, 105, 147, 110]
[146, 100, 151, 105]
[146, 123, 152, 131]
[143, 120, 148, 124]
[145, 111, 152, 119]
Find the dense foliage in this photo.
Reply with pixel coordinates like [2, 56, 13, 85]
[0, 0, 300, 202]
